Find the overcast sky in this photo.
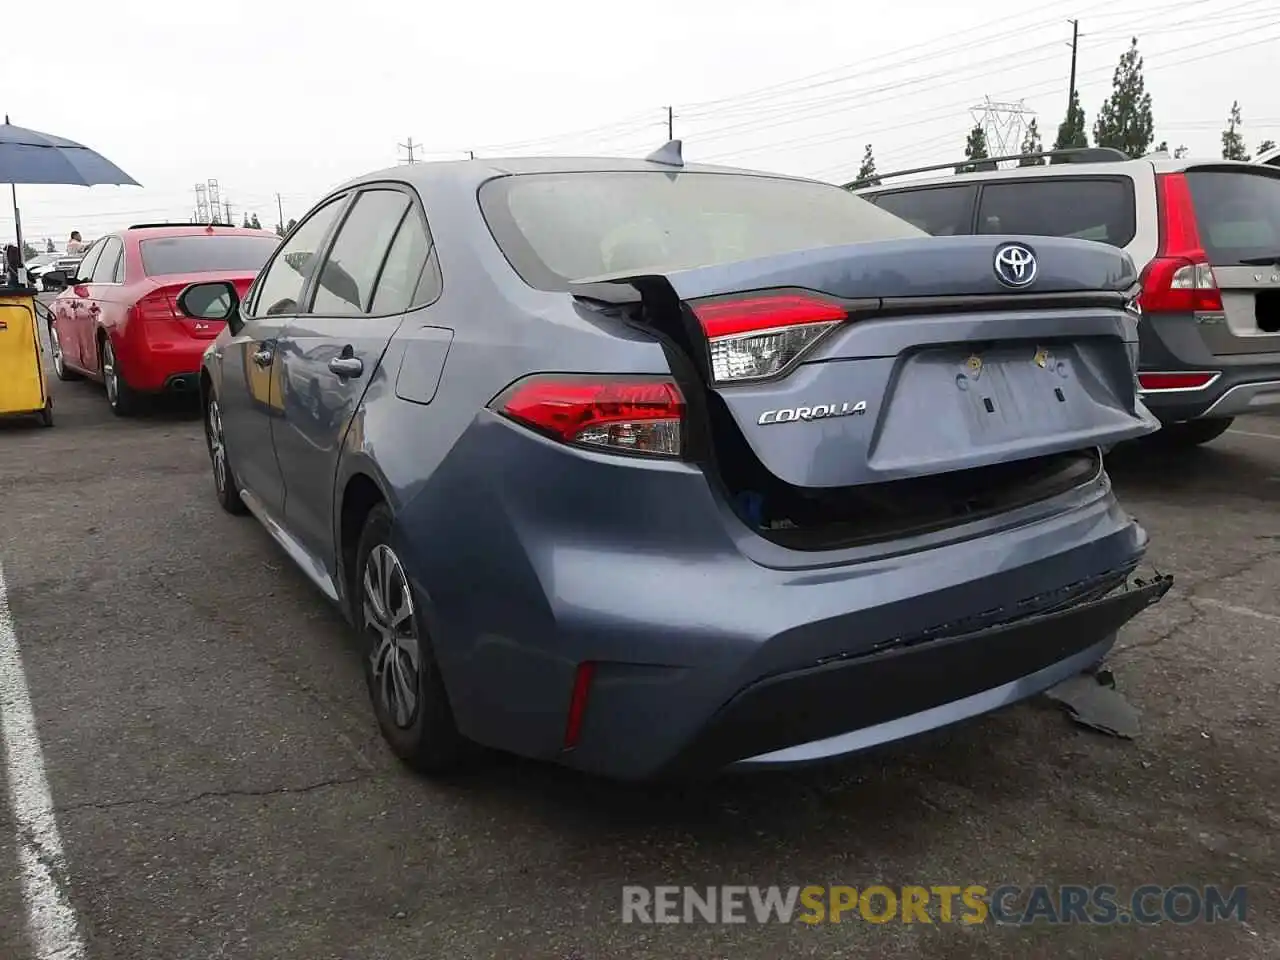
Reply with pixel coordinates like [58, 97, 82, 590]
[3, 0, 1277, 245]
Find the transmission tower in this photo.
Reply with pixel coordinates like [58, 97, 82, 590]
[194, 183, 209, 223]
[207, 180, 223, 224]
[970, 97, 1037, 159]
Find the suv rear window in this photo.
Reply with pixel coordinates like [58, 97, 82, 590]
[871, 185, 977, 236]
[139, 234, 281, 277]
[976, 178, 1135, 247]
[1185, 170, 1280, 265]
[478, 171, 924, 291]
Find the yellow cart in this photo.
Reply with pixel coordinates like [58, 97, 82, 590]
[0, 285, 54, 427]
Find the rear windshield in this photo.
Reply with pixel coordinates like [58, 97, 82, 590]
[478, 171, 924, 290]
[1185, 170, 1280, 265]
[139, 234, 281, 277]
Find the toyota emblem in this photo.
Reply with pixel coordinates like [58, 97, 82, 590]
[993, 243, 1038, 288]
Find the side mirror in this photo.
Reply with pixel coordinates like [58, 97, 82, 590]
[177, 280, 243, 335]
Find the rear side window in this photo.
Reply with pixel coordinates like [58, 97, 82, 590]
[479, 171, 924, 291]
[872, 186, 977, 236]
[139, 234, 281, 277]
[976, 179, 1136, 247]
[1185, 170, 1280, 265]
[91, 237, 122, 282]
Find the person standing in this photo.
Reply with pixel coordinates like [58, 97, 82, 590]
[66, 231, 85, 255]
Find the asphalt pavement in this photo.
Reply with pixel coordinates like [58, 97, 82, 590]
[1, 312, 1278, 959]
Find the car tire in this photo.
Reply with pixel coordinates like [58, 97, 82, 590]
[48, 323, 79, 381]
[101, 336, 139, 416]
[204, 392, 248, 515]
[1152, 417, 1235, 448]
[355, 503, 469, 774]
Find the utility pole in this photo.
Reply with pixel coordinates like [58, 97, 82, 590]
[223, 200, 233, 226]
[468, 150, 475, 160]
[399, 137, 420, 164]
[1067, 19, 1079, 118]
[665, 106, 674, 140]
[276, 193, 285, 233]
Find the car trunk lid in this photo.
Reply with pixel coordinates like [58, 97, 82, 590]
[574, 234, 1155, 489]
[1175, 165, 1280, 356]
[137, 271, 257, 339]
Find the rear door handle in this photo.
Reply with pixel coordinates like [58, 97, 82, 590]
[328, 356, 363, 378]
[252, 348, 273, 367]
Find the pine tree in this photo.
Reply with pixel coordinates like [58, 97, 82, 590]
[1173, 144, 1189, 159]
[1154, 140, 1169, 154]
[1019, 118, 1044, 165]
[855, 144, 879, 185]
[1093, 38, 1155, 158]
[1259, 139, 1277, 155]
[1221, 101, 1249, 160]
[250, 213, 262, 230]
[1054, 90, 1088, 152]
[957, 124, 990, 173]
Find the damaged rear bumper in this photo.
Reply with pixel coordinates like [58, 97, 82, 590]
[658, 573, 1173, 776]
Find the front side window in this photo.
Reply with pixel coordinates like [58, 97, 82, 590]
[251, 196, 347, 317]
[310, 189, 411, 316]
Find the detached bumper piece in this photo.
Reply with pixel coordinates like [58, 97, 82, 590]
[663, 572, 1173, 776]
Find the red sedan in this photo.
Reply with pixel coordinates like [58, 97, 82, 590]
[49, 224, 281, 415]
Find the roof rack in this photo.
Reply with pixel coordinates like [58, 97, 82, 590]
[842, 146, 1130, 190]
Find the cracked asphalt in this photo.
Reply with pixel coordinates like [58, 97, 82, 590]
[1, 316, 1278, 959]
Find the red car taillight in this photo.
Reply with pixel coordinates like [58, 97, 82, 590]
[131, 289, 179, 322]
[492, 374, 686, 458]
[691, 291, 848, 384]
[1138, 172, 1224, 315]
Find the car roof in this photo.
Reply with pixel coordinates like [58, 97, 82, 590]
[327, 154, 819, 195]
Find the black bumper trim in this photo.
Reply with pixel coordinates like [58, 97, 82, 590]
[660, 573, 1173, 776]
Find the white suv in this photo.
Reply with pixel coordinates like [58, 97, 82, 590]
[852, 147, 1280, 447]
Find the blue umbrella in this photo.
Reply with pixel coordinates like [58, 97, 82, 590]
[2, 115, 141, 257]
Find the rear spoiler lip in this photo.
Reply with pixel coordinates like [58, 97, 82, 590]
[571, 273, 1143, 317]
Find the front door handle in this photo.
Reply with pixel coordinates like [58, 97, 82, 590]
[328, 356, 363, 378]
[252, 348, 273, 367]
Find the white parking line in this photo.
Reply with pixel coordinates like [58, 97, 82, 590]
[0, 561, 86, 960]
[1227, 428, 1280, 441]
[1191, 596, 1280, 625]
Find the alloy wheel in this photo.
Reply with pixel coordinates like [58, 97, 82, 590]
[50, 326, 64, 378]
[207, 397, 228, 496]
[363, 544, 421, 730]
[103, 341, 119, 406]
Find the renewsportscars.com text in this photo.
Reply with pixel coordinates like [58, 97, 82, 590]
[621, 884, 1248, 926]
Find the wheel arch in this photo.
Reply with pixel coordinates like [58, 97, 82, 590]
[337, 471, 389, 622]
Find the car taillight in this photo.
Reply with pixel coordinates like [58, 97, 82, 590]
[492, 374, 685, 457]
[1137, 371, 1220, 392]
[691, 291, 847, 384]
[1139, 173, 1224, 315]
[132, 290, 179, 322]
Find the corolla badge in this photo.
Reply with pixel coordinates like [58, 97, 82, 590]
[758, 401, 868, 425]
[993, 242, 1038, 288]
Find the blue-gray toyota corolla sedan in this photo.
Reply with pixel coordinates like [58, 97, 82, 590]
[181, 147, 1173, 781]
